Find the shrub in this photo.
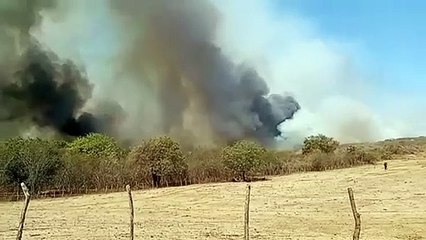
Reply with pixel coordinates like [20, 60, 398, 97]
[302, 134, 339, 155]
[258, 150, 285, 175]
[308, 152, 341, 171]
[345, 145, 378, 165]
[381, 142, 419, 157]
[56, 134, 128, 191]
[186, 147, 228, 183]
[0, 137, 63, 193]
[221, 140, 266, 181]
[274, 151, 311, 174]
[55, 152, 97, 190]
[130, 136, 188, 186]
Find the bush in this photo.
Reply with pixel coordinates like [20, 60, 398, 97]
[381, 142, 419, 157]
[302, 134, 339, 155]
[274, 151, 311, 173]
[186, 147, 228, 183]
[48, 134, 129, 191]
[306, 145, 379, 172]
[130, 136, 188, 187]
[308, 152, 342, 171]
[221, 140, 266, 181]
[258, 150, 290, 175]
[344, 145, 378, 165]
[0, 132, 395, 199]
[0, 137, 63, 193]
[67, 133, 125, 160]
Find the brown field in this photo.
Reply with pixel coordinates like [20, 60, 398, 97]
[1, 158, 425, 239]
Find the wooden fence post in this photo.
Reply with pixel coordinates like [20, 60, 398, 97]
[347, 188, 361, 240]
[244, 184, 251, 240]
[126, 185, 135, 240]
[16, 182, 31, 240]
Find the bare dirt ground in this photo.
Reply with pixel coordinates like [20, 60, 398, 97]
[1, 158, 425, 239]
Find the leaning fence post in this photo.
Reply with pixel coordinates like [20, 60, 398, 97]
[244, 184, 251, 240]
[348, 188, 361, 240]
[126, 185, 135, 240]
[16, 182, 31, 240]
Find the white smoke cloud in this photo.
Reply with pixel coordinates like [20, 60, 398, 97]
[212, 0, 410, 147]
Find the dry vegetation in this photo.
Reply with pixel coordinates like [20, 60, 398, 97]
[1, 136, 426, 239]
[0, 134, 387, 200]
[1, 157, 425, 239]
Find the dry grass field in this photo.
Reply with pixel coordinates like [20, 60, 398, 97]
[1, 158, 425, 239]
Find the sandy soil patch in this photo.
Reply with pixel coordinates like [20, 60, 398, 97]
[1, 159, 425, 239]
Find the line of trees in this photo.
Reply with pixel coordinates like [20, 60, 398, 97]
[0, 133, 386, 200]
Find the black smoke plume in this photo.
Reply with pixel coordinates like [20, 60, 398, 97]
[0, 0, 119, 138]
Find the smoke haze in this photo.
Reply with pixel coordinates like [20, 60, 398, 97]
[108, 0, 300, 146]
[0, 0, 417, 148]
[0, 0, 300, 147]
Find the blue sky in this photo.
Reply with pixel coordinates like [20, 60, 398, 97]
[270, 0, 426, 97]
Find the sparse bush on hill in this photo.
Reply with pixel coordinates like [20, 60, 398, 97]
[302, 134, 339, 155]
[221, 140, 266, 181]
[382, 142, 420, 156]
[344, 145, 378, 165]
[377, 137, 426, 160]
[130, 136, 188, 187]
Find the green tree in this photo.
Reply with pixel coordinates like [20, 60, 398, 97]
[221, 140, 266, 181]
[0, 137, 63, 193]
[302, 134, 339, 155]
[130, 136, 188, 187]
[63, 133, 128, 190]
[67, 133, 125, 160]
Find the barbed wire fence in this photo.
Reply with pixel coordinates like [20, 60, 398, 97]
[10, 183, 362, 240]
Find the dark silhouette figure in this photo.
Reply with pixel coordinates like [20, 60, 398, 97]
[152, 173, 161, 187]
[384, 162, 388, 170]
[151, 168, 161, 188]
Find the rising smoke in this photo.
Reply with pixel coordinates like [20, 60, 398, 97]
[109, 0, 300, 146]
[0, 0, 300, 147]
[0, 0, 121, 138]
